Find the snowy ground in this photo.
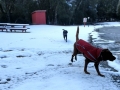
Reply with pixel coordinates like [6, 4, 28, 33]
[0, 22, 120, 90]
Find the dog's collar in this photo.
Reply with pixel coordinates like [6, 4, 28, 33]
[100, 54, 104, 61]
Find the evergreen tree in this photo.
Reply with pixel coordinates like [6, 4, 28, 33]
[97, 0, 118, 21]
[117, 0, 120, 19]
[0, 0, 15, 22]
[0, 0, 119, 24]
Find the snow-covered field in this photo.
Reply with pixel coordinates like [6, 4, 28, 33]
[0, 22, 120, 90]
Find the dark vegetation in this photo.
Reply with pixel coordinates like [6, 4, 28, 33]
[0, 0, 120, 25]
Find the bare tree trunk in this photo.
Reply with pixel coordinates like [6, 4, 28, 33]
[0, 4, 5, 14]
[117, 0, 120, 15]
[6, 11, 11, 22]
[54, 1, 60, 25]
[69, 0, 83, 24]
[4, 0, 13, 23]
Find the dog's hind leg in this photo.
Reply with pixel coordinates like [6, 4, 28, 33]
[71, 43, 77, 62]
[71, 26, 80, 62]
[71, 55, 74, 62]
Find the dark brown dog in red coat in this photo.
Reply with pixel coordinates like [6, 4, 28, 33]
[71, 26, 116, 77]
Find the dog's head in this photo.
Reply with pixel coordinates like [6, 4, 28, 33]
[101, 49, 116, 61]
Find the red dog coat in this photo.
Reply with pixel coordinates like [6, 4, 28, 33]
[76, 39, 103, 61]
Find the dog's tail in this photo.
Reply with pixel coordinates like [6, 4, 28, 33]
[76, 26, 79, 42]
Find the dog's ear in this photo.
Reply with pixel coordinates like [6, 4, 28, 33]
[101, 49, 110, 55]
[102, 49, 109, 52]
[105, 49, 109, 50]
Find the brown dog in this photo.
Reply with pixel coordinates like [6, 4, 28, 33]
[71, 26, 116, 77]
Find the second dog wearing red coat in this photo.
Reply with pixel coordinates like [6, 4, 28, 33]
[71, 26, 116, 77]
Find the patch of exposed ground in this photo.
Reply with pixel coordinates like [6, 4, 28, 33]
[90, 26, 120, 87]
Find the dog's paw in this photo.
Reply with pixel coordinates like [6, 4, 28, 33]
[71, 59, 73, 62]
[98, 74, 105, 77]
[84, 71, 90, 74]
[75, 56, 77, 60]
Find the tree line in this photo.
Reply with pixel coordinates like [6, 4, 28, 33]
[0, 0, 119, 25]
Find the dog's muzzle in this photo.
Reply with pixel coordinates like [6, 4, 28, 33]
[110, 56, 116, 61]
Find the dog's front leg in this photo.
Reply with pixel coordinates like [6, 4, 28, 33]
[94, 63, 105, 77]
[84, 59, 90, 74]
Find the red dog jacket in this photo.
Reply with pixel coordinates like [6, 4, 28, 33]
[76, 39, 103, 61]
